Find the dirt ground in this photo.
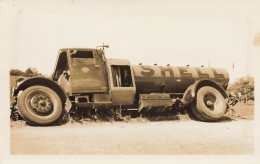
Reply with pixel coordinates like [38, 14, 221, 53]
[10, 102, 254, 155]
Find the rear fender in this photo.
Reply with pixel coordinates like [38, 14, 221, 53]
[182, 79, 228, 106]
[13, 77, 71, 112]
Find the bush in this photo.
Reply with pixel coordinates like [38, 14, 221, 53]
[10, 67, 43, 77]
[10, 69, 25, 76]
[227, 75, 254, 103]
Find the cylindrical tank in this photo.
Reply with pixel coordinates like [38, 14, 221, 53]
[132, 65, 229, 94]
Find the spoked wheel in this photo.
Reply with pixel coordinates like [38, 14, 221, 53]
[190, 86, 226, 121]
[17, 85, 64, 125]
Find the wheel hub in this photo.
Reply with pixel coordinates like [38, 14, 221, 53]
[206, 100, 214, 106]
[30, 94, 53, 114]
[204, 93, 216, 110]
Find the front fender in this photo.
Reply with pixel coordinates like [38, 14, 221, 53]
[13, 77, 71, 112]
[182, 79, 228, 106]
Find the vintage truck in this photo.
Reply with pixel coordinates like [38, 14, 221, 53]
[12, 45, 236, 125]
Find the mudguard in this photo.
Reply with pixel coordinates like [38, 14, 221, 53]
[13, 77, 71, 112]
[182, 79, 228, 106]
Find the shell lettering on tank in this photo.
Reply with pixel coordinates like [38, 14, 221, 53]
[140, 66, 155, 77]
[186, 67, 199, 78]
[179, 67, 193, 78]
[196, 68, 214, 78]
[212, 68, 225, 78]
[172, 67, 181, 78]
[213, 68, 228, 78]
[159, 66, 174, 78]
[139, 66, 161, 77]
[133, 65, 226, 79]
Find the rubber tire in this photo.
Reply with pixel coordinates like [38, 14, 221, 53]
[17, 85, 64, 125]
[191, 86, 226, 121]
[190, 102, 209, 122]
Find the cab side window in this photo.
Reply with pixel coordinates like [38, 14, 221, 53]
[53, 51, 69, 81]
[111, 66, 133, 87]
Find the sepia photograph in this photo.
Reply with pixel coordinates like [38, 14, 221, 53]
[1, 0, 260, 163]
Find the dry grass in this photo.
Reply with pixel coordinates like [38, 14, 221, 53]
[225, 101, 254, 120]
[10, 101, 254, 127]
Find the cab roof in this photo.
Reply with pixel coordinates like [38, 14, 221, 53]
[59, 48, 98, 52]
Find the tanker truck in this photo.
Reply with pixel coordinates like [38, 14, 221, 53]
[12, 46, 237, 125]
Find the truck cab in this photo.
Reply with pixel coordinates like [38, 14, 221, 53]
[53, 48, 109, 94]
[52, 48, 136, 108]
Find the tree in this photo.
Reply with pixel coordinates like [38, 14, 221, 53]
[10, 69, 25, 76]
[10, 67, 43, 77]
[227, 75, 254, 103]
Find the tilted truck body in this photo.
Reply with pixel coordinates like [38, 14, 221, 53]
[12, 47, 235, 125]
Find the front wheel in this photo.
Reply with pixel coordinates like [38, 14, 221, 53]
[191, 86, 226, 121]
[17, 85, 64, 125]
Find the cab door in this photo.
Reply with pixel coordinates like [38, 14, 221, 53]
[69, 50, 108, 94]
[108, 61, 136, 105]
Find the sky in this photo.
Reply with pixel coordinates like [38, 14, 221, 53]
[4, 0, 260, 83]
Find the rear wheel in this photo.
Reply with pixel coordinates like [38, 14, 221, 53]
[191, 86, 226, 121]
[17, 85, 64, 125]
